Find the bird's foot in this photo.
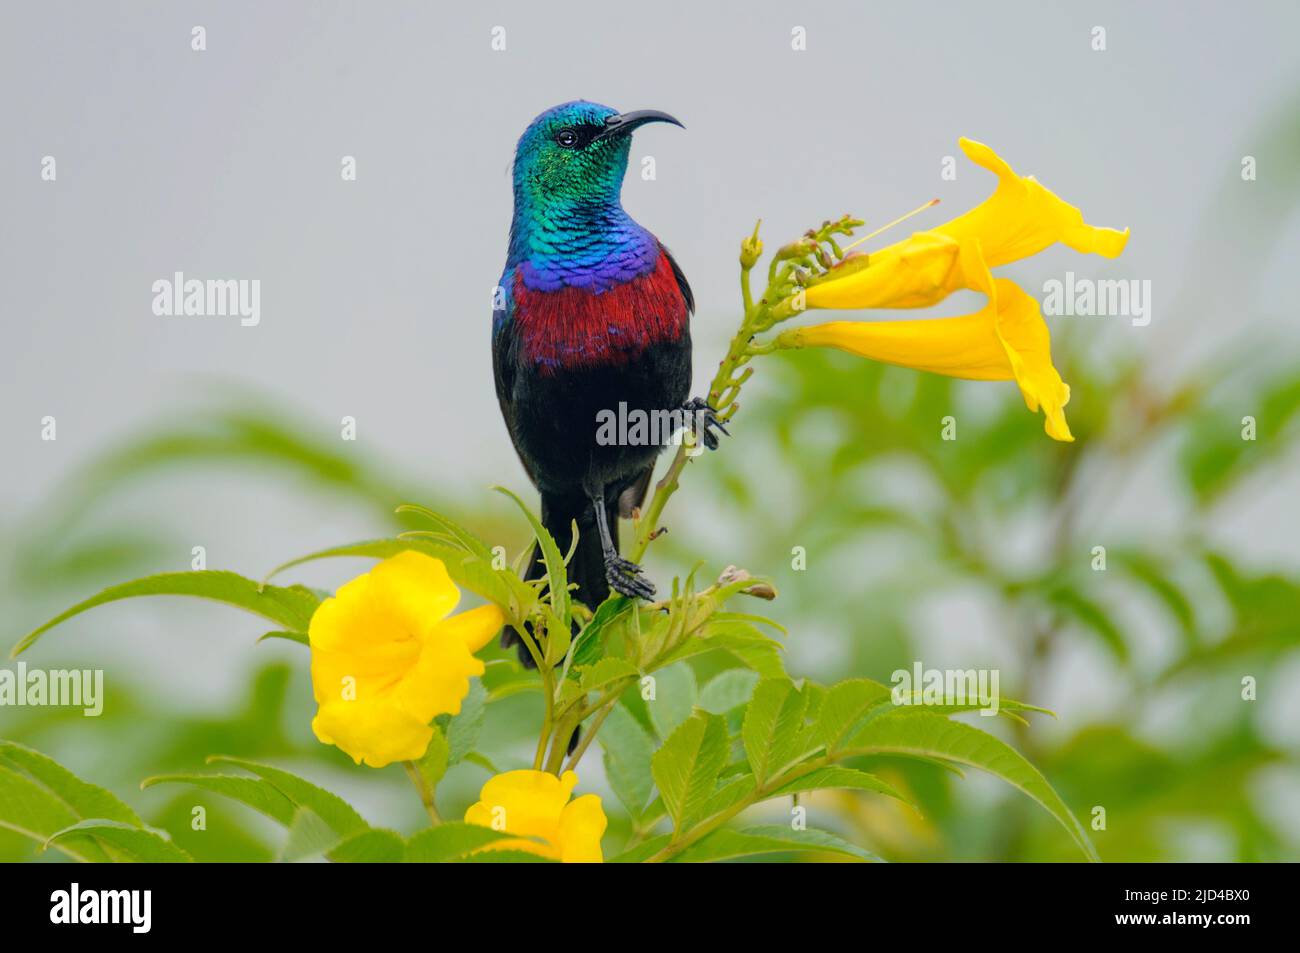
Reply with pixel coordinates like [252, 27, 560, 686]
[681, 397, 729, 451]
[604, 552, 656, 601]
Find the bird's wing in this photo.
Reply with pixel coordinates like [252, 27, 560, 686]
[491, 267, 518, 410]
[660, 243, 695, 316]
[493, 267, 543, 486]
[609, 243, 696, 519]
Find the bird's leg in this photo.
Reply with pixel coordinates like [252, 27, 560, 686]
[680, 397, 729, 451]
[592, 490, 656, 601]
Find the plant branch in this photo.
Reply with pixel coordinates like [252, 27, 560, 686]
[402, 760, 441, 825]
[563, 697, 618, 773]
[644, 756, 832, 863]
[534, 665, 556, 771]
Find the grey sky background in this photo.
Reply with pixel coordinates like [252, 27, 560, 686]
[2, 2, 1298, 749]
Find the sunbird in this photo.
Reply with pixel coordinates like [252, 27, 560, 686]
[492, 101, 723, 662]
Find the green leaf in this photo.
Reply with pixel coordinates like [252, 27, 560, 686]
[258, 630, 309, 646]
[445, 681, 487, 765]
[816, 678, 892, 754]
[544, 613, 572, 667]
[646, 662, 697, 740]
[140, 773, 297, 827]
[696, 774, 757, 820]
[766, 766, 906, 803]
[462, 752, 500, 775]
[709, 611, 788, 636]
[418, 726, 451, 791]
[718, 639, 786, 676]
[0, 744, 164, 862]
[494, 486, 569, 627]
[599, 704, 656, 819]
[1180, 367, 1300, 502]
[1160, 553, 1300, 676]
[395, 504, 497, 562]
[481, 659, 540, 701]
[0, 764, 112, 862]
[846, 711, 1097, 861]
[651, 711, 728, 831]
[280, 807, 341, 862]
[12, 572, 321, 657]
[329, 828, 406, 863]
[1114, 550, 1198, 646]
[663, 619, 787, 676]
[742, 678, 809, 784]
[569, 596, 633, 672]
[462, 848, 556, 863]
[0, 741, 141, 825]
[1046, 585, 1128, 662]
[672, 824, 879, 863]
[206, 757, 367, 837]
[609, 833, 672, 863]
[47, 819, 192, 862]
[403, 822, 516, 862]
[884, 694, 1053, 722]
[579, 657, 640, 695]
[699, 669, 760, 713]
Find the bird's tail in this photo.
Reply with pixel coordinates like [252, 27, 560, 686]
[501, 492, 613, 668]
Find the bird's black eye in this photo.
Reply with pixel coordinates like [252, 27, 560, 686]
[555, 127, 580, 148]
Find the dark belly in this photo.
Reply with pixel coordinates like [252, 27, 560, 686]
[509, 335, 691, 498]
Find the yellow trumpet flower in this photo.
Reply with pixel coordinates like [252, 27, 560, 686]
[934, 138, 1129, 267]
[784, 139, 1128, 440]
[464, 769, 607, 863]
[784, 240, 1072, 440]
[309, 550, 504, 768]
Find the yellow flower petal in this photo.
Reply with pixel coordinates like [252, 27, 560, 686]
[477, 769, 576, 842]
[463, 769, 606, 863]
[805, 231, 963, 311]
[779, 240, 1073, 441]
[307, 550, 503, 768]
[312, 697, 433, 768]
[367, 549, 460, 636]
[437, 602, 506, 654]
[804, 139, 1128, 315]
[784, 314, 1007, 378]
[309, 592, 419, 694]
[557, 794, 607, 863]
[392, 629, 486, 724]
[308, 574, 409, 658]
[989, 277, 1073, 441]
[935, 138, 1129, 268]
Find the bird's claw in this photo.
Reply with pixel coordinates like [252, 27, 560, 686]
[604, 552, 656, 600]
[681, 397, 728, 451]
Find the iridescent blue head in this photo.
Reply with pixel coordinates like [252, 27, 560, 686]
[507, 100, 684, 290]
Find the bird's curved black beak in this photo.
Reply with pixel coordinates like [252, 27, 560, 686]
[596, 109, 684, 141]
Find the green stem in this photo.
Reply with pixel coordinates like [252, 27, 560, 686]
[402, 760, 441, 825]
[644, 756, 830, 863]
[630, 308, 769, 563]
[543, 677, 636, 775]
[629, 445, 690, 563]
[562, 697, 618, 773]
[513, 622, 544, 670]
[544, 710, 578, 774]
[533, 666, 556, 771]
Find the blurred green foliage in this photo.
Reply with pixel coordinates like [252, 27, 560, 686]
[4, 103, 1299, 863]
[5, 324, 1295, 861]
